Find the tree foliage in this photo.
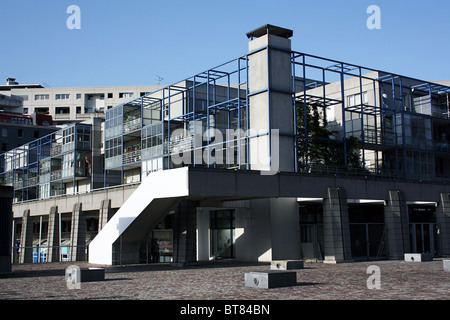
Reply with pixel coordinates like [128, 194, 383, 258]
[296, 102, 363, 169]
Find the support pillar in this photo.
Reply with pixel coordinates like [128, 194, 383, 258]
[270, 198, 301, 260]
[98, 199, 112, 231]
[46, 206, 59, 262]
[19, 209, 33, 264]
[173, 200, 198, 266]
[323, 187, 352, 263]
[0, 186, 13, 273]
[70, 203, 86, 261]
[247, 25, 295, 173]
[385, 190, 410, 259]
[436, 193, 450, 256]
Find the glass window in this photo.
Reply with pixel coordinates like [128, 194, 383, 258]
[35, 94, 49, 100]
[210, 210, 235, 259]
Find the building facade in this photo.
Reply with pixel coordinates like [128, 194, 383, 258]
[0, 81, 163, 126]
[3, 25, 450, 265]
[0, 111, 57, 153]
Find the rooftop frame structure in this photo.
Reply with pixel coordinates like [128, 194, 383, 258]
[103, 44, 450, 188]
[292, 50, 450, 181]
[104, 55, 250, 186]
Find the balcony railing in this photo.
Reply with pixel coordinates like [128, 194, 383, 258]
[169, 136, 193, 154]
[54, 113, 71, 120]
[50, 144, 62, 156]
[435, 140, 450, 153]
[123, 118, 141, 133]
[26, 176, 39, 187]
[13, 180, 23, 189]
[432, 107, 450, 119]
[122, 149, 141, 164]
[51, 170, 62, 181]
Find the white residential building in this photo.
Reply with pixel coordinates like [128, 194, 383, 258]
[0, 81, 163, 126]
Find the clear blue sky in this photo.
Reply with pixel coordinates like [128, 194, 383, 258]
[1, 0, 449, 88]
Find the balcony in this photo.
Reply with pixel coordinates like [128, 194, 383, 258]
[123, 149, 141, 165]
[54, 113, 71, 120]
[169, 136, 193, 154]
[123, 118, 141, 134]
[0, 94, 22, 108]
[13, 180, 24, 189]
[26, 176, 39, 187]
[432, 107, 450, 120]
[50, 144, 62, 157]
[435, 140, 450, 153]
[51, 170, 62, 181]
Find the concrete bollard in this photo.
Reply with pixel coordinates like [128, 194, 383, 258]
[245, 270, 297, 289]
[404, 253, 433, 262]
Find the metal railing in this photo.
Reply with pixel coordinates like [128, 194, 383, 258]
[298, 164, 398, 179]
[11, 245, 89, 264]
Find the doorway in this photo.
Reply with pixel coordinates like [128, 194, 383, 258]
[409, 223, 438, 254]
[348, 204, 386, 260]
[299, 204, 324, 261]
[408, 205, 439, 256]
[349, 223, 385, 260]
[210, 210, 235, 259]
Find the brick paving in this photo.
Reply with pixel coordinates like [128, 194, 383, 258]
[0, 259, 449, 300]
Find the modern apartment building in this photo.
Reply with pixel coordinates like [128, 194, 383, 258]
[0, 91, 58, 153]
[3, 25, 450, 266]
[0, 81, 162, 126]
[0, 117, 103, 203]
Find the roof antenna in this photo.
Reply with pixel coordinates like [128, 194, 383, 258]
[155, 74, 163, 86]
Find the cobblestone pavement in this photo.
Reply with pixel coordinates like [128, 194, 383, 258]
[1, 259, 449, 300]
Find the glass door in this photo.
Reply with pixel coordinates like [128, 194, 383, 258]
[348, 204, 386, 260]
[350, 224, 368, 259]
[210, 210, 235, 259]
[349, 223, 385, 260]
[409, 223, 438, 255]
[408, 205, 439, 256]
[299, 204, 324, 261]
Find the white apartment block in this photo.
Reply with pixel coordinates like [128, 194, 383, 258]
[0, 81, 163, 126]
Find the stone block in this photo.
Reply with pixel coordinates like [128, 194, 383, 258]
[80, 268, 105, 282]
[271, 260, 304, 270]
[245, 270, 297, 289]
[444, 260, 450, 271]
[404, 253, 433, 262]
[0, 256, 11, 274]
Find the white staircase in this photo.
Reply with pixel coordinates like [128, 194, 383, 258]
[88, 167, 189, 265]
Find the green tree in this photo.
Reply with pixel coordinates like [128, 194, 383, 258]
[296, 102, 363, 169]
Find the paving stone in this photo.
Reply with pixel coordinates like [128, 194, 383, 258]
[0, 259, 449, 300]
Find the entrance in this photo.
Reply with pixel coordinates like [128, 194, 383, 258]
[210, 210, 235, 259]
[349, 223, 385, 260]
[408, 205, 439, 256]
[348, 204, 386, 260]
[299, 204, 324, 261]
[409, 223, 438, 254]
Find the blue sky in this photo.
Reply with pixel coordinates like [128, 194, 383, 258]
[1, 0, 450, 88]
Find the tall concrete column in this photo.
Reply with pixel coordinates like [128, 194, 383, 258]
[70, 203, 86, 261]
[19, 209, 33, 264]
[384, 190, 410, 259]
[46, 206, 59, 262]
[173, 200, 197, 266]
[0, 186, 13, 273]
[98, 199, 112, 231]
[322, 187, 352, 263]
[247, 25, 295, 173]
[270, 198, 301, 260]
[436, 192, 450, 256]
